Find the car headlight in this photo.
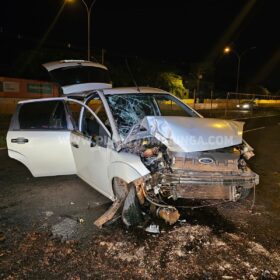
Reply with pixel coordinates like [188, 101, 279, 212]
[236, 104, 240, 108]
[242, 104, 250, 109]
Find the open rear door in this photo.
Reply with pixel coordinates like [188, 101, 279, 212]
[7, 99, 76, 177]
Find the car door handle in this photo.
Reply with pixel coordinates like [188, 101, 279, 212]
[11, 138, 29, 144]
[71, 142, 79, 148]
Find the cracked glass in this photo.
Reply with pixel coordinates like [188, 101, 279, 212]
[106, 93, 198, 138]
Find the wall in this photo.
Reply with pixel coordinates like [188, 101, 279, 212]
[0, 77, 59, 99]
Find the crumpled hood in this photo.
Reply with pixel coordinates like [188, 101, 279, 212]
[124, 116, 244, 152]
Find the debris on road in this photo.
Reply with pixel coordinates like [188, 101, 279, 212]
[44, 211, 54, 217]
[145, 224, 160, 234]
[0, 232, 5, 242]
[51, 218, 78, 241]
[94, 198, 124, 228]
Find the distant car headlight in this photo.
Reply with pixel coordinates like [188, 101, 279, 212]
[236, 104, 240, 108]
[242, 104, 250, 109]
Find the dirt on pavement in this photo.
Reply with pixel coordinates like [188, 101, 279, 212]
[1, 206, 279, 280]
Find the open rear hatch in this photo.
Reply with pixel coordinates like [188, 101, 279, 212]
[42, 60, 112, 95]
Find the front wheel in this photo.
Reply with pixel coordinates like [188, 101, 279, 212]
[112, 178, 144, 227]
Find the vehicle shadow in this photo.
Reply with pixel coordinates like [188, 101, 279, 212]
[176, 200, 237, 235]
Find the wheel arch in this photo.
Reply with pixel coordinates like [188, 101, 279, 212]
[108, 161, 149, 186]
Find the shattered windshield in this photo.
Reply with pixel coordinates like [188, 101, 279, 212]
[106, 93, 198, 138]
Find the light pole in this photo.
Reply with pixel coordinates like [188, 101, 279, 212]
[223, 46, 256, 93]
[66, 0, 97, 60]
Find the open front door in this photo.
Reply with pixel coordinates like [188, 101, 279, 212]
[7, 99, 76, 177]
[66, 94, 114, 200]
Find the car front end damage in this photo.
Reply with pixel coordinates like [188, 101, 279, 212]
[118, 116, 259, 227]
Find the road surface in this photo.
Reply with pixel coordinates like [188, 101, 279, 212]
[1, 110, 280, 279]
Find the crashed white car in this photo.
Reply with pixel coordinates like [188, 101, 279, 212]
[7, 60, 259, 227]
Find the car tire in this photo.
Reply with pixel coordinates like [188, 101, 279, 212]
[112, 178, 128, 199]
[122, 186, 143, 227]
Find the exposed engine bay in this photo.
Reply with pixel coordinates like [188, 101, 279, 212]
[119, 137, 259, 226]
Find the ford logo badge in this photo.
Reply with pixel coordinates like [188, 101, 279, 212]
[198, 157, 214, 164]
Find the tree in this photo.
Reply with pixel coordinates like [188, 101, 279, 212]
[157, 72, 188, 98]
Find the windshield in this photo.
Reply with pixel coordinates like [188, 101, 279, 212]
[106, 93, 199, 137]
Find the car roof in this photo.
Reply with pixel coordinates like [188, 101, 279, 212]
[59, 86, 169, 98]
[102, 87, 168, 95]
[17, 87, 170, 104]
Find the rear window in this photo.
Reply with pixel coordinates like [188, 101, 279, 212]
[50, 66, 111, 87]
[18, 101, 67, 130]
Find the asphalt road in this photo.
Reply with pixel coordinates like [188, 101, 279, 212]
[0, 110, 280, 243]
[0, 155, 111, 241]
[1, 110, 280, 279]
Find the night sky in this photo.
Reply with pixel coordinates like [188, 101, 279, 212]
[1, 0, 279, 91]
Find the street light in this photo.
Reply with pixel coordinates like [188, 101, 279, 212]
[66, 0, 97, 60]
[223, 46, 256, 93]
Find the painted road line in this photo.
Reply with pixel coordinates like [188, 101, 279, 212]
[234, 114, 280, 120]
[244, 127, 266, 133]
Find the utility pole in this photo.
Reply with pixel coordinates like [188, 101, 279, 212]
[66, 0, 97, 60]
[81, 0, 97, 60]
[101, 48, 105, 64]
[223, 46, 256, 93]
[196, 73, 203, 103]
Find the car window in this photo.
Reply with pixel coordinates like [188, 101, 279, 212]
[82, 96, 111, 146]
[18, 101, 67, 130]
[85, 96, 108, 124]
[50, 66, 111, 87]
[156, 98, 192, 117]
[66, 101, 82, 130]
[66, 97, 110, 147]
